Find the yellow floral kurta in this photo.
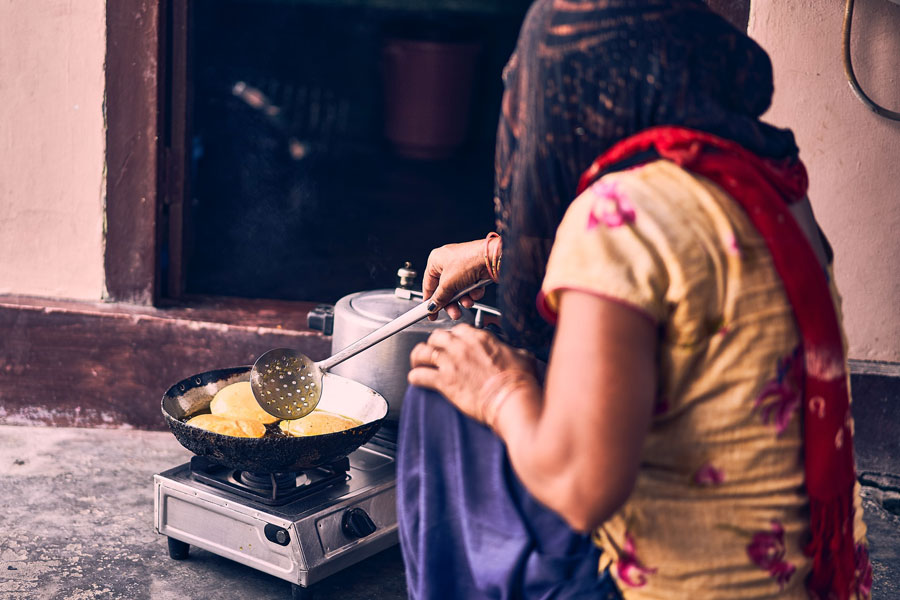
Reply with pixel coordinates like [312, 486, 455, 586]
[540, 160, 867, 598]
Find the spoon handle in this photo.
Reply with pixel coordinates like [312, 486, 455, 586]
[317, 279, 492, 373]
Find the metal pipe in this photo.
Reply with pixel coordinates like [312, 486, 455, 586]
[842, 0, 900, 121]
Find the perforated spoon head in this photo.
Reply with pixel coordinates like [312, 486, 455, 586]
[250, 348, 323, 420]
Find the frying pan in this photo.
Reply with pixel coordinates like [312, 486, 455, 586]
[162, 366, 388, 473]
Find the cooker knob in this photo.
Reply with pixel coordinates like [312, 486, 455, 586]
[397, 262, 418, 290]
[264, 524, 291, 546]
[342, 507, 377, 538]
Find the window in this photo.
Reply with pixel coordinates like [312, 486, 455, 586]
[159, 0, 529, 303]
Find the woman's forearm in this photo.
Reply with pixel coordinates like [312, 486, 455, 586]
[491, 292, 656, 532]
[493, 384, 634, 532]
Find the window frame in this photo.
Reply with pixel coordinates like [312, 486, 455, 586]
[106, 0, 190, 304]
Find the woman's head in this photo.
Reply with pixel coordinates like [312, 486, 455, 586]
[496, 0, 798, 351]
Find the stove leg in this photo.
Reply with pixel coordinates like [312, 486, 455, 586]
[291, 584, 313, 600]
[167, 537, 190, 560]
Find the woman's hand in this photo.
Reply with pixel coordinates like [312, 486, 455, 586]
[423, 240, 492, 320]
[408, 324, 537, 423]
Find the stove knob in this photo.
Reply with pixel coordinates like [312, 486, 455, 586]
[265, 524, 291, 546]
[342, 508, 377, 538]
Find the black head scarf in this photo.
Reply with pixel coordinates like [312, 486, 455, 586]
[494, 0, 799, 354]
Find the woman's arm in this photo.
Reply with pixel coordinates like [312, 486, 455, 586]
[498, 290, 656, 531]
[409, 289, 656, 532]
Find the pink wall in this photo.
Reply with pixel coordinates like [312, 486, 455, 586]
[0, 0, 106, 301]
[750, 0, 900, 363]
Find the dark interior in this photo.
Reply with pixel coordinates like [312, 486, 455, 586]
[177, 0, 530, 302]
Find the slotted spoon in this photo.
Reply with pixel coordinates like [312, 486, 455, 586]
[251, 279, 492, 419]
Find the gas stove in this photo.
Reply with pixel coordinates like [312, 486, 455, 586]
[153, 270, 461, 597]
[154, 433, 398, 599]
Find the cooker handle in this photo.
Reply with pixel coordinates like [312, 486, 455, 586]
[307, 304, 335, 335]
[472, 303, 501, 329]
[394, 287, 502, 328]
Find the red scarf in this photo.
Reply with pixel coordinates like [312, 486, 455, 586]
[577, 127, 866, 599]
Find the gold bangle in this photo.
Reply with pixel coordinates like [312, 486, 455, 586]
[478, 370, 537, 432]
[490, 240, 502, 281]
[483, 232, 501, 282]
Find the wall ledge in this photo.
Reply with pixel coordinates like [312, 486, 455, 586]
[849, 359, 900, 377]
[0, 294, 330, 430]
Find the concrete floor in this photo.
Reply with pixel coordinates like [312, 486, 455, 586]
[0, 425, 407, 600]
[1, 424, 897, 599]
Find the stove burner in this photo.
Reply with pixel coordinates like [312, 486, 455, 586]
[189, 456, 351, 506]
[238, 471, 302, 494]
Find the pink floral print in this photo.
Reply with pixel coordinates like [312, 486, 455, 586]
[725, 233, 742, 257]
[617, 532, 657, 587]
[754, 346, 803, 435]
[693, 462, 725, 486]
[588, 181, 636, 229]
[854, 543, 873, 598]
[746, 520, 796, 589]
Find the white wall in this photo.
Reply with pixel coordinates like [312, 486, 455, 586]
[0, 0, 107, 300]
[750, 0, 900, 362]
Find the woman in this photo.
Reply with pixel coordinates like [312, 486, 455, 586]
[397, 1, 872, 599]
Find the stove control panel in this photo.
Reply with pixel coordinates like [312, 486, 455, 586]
[315, 488, 396, 556]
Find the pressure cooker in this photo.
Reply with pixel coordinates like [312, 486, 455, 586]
[306, 264, 499, 424]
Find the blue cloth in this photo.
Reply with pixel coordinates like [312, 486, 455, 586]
[397, 385, 621, 600]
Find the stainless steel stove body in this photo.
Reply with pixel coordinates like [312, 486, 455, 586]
[154, 439, 398, 591]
